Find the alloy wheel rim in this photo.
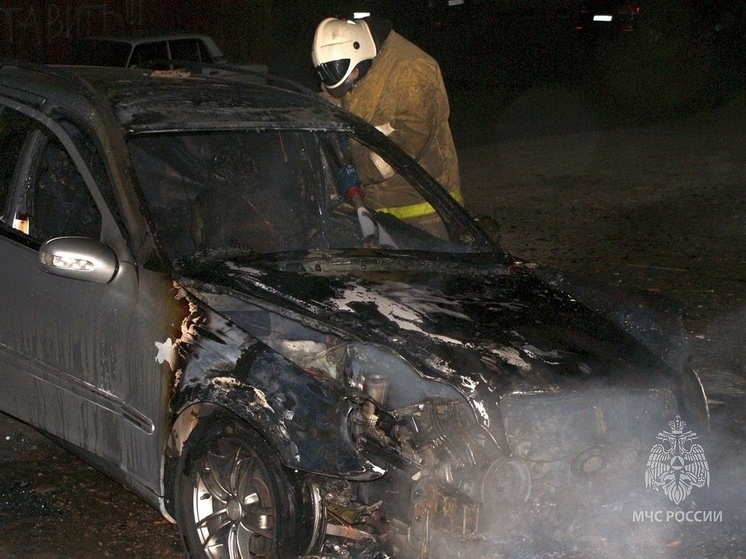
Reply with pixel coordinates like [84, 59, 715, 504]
[192, 441, 276, 559]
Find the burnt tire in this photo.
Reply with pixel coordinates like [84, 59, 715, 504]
[175, 414, 325, 559]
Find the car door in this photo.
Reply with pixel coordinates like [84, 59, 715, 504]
[0, 103, 142, 467]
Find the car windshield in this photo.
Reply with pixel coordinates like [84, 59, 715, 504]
[128, 129, 488, 264]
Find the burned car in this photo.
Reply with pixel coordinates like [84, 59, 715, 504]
[0, 60, 707, 558]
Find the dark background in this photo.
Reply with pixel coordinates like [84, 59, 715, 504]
[1, 0, 744, 145]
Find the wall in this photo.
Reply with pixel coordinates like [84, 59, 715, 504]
[0, 0, 274, 64]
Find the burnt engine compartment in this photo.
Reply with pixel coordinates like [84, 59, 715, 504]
[216, 298, 516, 553]
[343, 397, 509, 554]
[209, 296, 681, 557]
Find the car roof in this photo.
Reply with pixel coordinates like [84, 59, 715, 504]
[80, 32, 221, 47]
[75, 33, 227, 68]
[0, 62, 349, 134]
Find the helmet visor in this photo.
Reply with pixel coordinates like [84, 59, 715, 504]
[315, 59, 351, 88]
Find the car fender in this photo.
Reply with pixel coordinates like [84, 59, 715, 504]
[167, 287, 387, 481]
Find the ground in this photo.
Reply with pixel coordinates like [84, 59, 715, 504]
[1, 48, 745, 559]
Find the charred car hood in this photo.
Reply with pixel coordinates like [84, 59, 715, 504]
[176, 250, 687, 397]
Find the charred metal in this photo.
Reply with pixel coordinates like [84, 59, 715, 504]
[159, 256, 707, 556]
[0, 61, 708, 559]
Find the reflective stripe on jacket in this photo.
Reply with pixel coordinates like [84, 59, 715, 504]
[377, 188, 464, 220]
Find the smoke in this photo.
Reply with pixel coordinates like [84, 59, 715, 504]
[306, 301, 746, 559]
[463, 307, 746, 559]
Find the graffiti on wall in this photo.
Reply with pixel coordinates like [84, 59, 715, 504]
[0, 0, 275, 67]
[0, 0, 158, 61]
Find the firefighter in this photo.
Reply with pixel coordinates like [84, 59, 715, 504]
[312, 17, 463, 238]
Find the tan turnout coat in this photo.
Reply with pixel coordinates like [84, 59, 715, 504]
[338, 31, 462, 234]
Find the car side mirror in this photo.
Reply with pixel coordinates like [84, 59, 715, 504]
[473, 215, 501, 247]
[39, 237, 119, 284]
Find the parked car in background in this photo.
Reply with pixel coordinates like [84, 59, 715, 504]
[575, 0, 642, 32]
[74, 33, 227, 69]
[0, 59, 707, 558]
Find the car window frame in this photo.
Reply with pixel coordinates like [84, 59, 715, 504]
[129, 41, 170, 69]
[0, 99, 114, 248]
[320, 127, 495, 252]
[0, 105, 38, 225]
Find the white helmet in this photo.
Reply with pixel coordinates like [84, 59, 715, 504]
[312, 18, 377, 97]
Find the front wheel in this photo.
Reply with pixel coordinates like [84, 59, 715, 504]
[175, 414, 325, 559]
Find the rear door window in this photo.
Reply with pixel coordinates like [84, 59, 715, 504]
[170, 39, 216, 64]
[130, 42, 169, 69]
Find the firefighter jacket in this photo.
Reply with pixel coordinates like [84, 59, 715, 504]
[340, 31, 463, 233]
